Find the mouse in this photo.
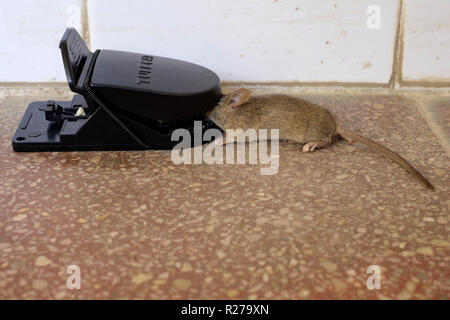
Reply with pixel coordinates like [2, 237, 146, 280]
[207, 88, 434, 190]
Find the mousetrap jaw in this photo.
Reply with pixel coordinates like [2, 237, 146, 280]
[12, 28, 222, 152]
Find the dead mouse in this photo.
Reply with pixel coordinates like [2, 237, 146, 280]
[207, 88, 434, 190]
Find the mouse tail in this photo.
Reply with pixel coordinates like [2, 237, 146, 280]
[336, 126, 435, 190]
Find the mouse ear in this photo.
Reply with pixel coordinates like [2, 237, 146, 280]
[225, 88, 251, 108]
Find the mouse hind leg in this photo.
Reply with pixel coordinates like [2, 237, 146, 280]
[302, 137, 333, 152]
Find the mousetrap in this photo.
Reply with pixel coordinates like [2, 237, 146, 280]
[12, 28, 222, 152]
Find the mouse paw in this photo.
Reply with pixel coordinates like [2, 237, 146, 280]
[302, 142, 319, 152]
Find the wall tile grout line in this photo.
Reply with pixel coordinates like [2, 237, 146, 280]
[391, 0, 404, 89]
[81, 0, 91, 49]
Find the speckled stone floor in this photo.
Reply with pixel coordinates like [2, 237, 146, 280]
[0, 86, 449, 299]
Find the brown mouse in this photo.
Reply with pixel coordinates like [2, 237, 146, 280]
[207, 88, 434, 190]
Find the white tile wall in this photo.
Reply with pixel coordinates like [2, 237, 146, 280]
[1, 0, 449, 85]
[88, 0, 400, 83]
[402, 0, 450, 83]
[0, 0, 83, 82]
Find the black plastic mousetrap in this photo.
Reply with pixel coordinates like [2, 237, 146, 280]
[12, 28, 222, 152]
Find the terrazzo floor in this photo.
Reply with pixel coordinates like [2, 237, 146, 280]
[0, 86, 449, 299]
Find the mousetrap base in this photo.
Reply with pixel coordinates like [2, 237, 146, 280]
[12, 95, 218, 152]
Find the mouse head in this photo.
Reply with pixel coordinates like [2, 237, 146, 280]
[207, 88, 251, 128]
